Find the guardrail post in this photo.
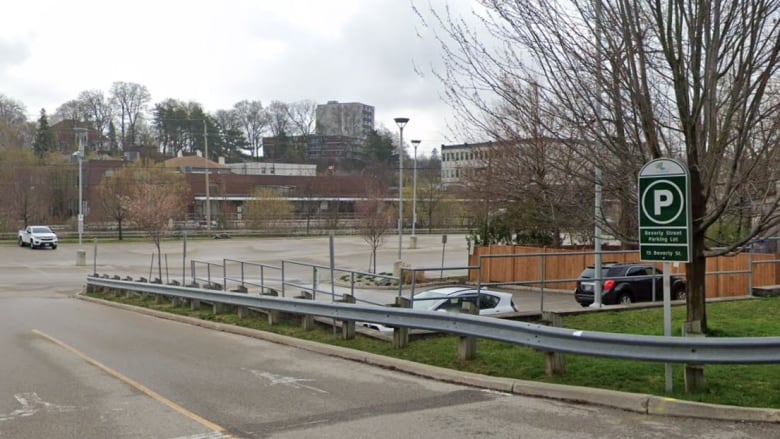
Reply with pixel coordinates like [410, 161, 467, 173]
[295, 291, 314, 330]
[393, 297, 411, 349]
[213, 301, 228, 314]
[540, 311, 566, 376]
[683, 320, 705, 393]
[261, 289, 280, 324]
[339, 294, 356, 340]
[191, 298, 201, 311]
[458, 302, 478, 361]
[190, 260, 197, 287]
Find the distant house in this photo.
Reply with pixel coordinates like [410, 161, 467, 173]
[50, 120, 100, 154]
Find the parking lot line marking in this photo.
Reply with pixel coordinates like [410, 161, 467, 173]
[31, 329, 232, 438]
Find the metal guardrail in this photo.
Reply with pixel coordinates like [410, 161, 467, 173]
[86, 276, 780, 365]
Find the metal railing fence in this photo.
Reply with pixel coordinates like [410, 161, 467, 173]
[85, 276, 780, 365]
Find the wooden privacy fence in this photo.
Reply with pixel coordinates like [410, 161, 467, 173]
[468, 246, 780, 298]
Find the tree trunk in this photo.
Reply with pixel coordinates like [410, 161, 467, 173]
[684, 171, 707, 393]
[686, 234, 708, 331]
[687, 168, 708, 332]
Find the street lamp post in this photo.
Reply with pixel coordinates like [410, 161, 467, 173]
[410, 139, 421, 249]
[203, 120, 211, 233]
[393, 117, 409, 261]
[74, 128, 87, 247]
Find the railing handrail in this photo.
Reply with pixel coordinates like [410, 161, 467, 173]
[86, 276, 780, 365]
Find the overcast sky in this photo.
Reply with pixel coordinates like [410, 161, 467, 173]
[0, 0, 481, 157]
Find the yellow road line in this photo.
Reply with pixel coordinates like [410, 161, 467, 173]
[32, 329, 232, 438]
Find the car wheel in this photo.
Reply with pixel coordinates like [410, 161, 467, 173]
[618, 293, 633, 305]
[30, 243, 36, 250]
[18, 237, 24, 247]
[673, 285, 687, 301]
[52, 245, 58, 250]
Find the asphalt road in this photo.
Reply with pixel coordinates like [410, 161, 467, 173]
[1, 236, 777, 438]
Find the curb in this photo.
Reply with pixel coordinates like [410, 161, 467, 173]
[76, 294, 780, 424]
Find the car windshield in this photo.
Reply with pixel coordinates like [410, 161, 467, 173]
[32, 227, 52, 233]
[412, 291, 446, 310]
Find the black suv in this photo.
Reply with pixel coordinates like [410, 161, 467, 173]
[574, 263, 686, 307]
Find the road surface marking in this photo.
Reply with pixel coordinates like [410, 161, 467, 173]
[0, 392, 77, 422]
[32, 329, 233, 438]
[245, 369, 328, 394]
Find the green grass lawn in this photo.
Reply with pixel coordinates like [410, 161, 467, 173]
[87, 291, 780, 409]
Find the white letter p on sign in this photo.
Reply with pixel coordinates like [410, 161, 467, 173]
[654, 190, 673, 216]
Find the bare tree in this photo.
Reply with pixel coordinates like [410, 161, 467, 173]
[233, 100, 268, 159]
[97, 165, 134, 240]
[267, 101, 291, 137]
[0, 147, 40, 229]
[121, 164, 189, 281]
[78, 90, 113, 149]
[110, 81, 151, 149]
[356, 189, 395, 273]
[285, 99, 317, 136]
[419, 0, 780, 336]
[52, 100, 89, 125]
[0, 94, 27, 126]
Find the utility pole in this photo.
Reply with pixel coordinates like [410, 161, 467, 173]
[204, 120, 211, 233]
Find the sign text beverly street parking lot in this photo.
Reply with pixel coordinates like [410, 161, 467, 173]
[638, 158, 692, 262]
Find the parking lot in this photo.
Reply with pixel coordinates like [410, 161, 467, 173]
[1, 233, 582, 313]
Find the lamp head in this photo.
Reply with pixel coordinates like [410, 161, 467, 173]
[394, 117, 410, 129]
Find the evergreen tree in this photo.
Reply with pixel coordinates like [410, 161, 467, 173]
[107, 121, 118, 152]
[32, 109, 55, 158]
[364, 129, 395, 164]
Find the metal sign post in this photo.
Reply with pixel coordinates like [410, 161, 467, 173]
[440, 234, 447, 279]
[638, 158, 692, 393]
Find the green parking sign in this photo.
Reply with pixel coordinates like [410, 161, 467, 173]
[638, 158, 691, 262]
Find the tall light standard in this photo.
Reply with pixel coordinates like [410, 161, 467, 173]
[74, 127, 87, 247]
[203, 120, 211, 233]
[393, 117, 409, 260]
[410, 139, 421, 249]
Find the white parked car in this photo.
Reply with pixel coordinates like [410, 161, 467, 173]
[362, 286, 518, 332]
